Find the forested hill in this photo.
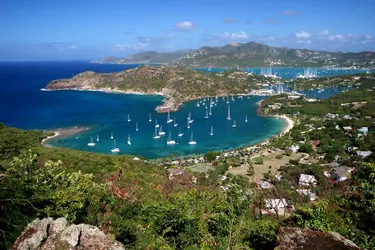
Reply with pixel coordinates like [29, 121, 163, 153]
[92, 41, 375, 68]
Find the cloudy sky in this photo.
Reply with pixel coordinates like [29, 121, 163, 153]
[1, 0, 374, 60]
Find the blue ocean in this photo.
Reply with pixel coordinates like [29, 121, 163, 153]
[0, 61, 366, 158]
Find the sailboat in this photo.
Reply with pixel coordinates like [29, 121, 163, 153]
[127, 134, 131, 145]
[187, 118, 191, 129]
[188, 112, 194, 123]
[204, 110, 209, 119]
[232, 119, 237, 128]
[96, 133, 100, 142]
[166, 131, 176, 145]
[245, 115, 248, 123]
[167, 111, 173, 123]
[148, 113, 152, 122]
[173, 118, 178, 127]
[127, 114, 131, 122]
[153, 127, 160, 139]
[209, 104, 212, 116]
[135, 122, 139, 132]
[197, 101, 200, 107]
[188, 132, 197, 145]
[87, 136, 96, 147]
[155, 119, 160, 128]
[227, 106, 231, 120]
[210, 126, 214, 136]
[226, 96, 229, 104]
[110, 132, 114, 140]
[111, 139, 120, 153]
[178, 128, 184, 137]
[159, 125, 166, 135]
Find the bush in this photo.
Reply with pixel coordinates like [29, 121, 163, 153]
[204, 151, 220, 162]
[253, 157, 264, 165]
[275, 154, 283, 159]
[247, 165, 255, 176]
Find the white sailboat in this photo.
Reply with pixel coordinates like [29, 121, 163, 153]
[96, 133, 100, 142]
[232, 119, 237, 128]
[178, 128, 184, 137]
[187, 118, 191, 129]
[127, 114, 131, 122]
[153, 127, 160, 139]
[148, 113, 152, 122]
[166, 131, 176, 145]
[135, 122, 139, 132]
[226, 96, 229, 104]
[155, 119, 160, 128]
[167, 111, 173, 123]
[159, 125, 166, 135]
[204, 110, 209, 119]
[87, 136, 96, 147]
[127, 134, 131, 145]
[245, 115, 248, 123]
[209, 104, 212, 116]
[173, 118, 178, 127]
[111, 139, 120, 153]
[210, 126, 214, 136]
[227, 106, 231, 120]
[188, 132, 197, 145]
[197, 101, 200, 107]
[110, 132, 114, 140]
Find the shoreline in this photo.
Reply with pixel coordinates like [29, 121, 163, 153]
[41, 126, 90, 147]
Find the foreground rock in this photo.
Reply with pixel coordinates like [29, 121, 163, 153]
[12, 218, 124, 250]
[275, 227, 363, 250]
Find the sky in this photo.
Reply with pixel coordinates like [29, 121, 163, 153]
[1, 0, 375, 60]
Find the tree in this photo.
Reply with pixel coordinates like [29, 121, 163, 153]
[204, 151, 220, 162]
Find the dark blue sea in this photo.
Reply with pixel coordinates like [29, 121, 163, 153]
[0, 61, 362, 158]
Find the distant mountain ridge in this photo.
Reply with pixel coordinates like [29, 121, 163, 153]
[91, 50, 194, 64]
[92, 42, 375, 68]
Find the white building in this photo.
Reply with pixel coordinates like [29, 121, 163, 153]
[299, 174, 317, 186]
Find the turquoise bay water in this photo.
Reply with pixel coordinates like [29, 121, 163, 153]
[50, 95, 284, 158]
[0, 61, 364, 159]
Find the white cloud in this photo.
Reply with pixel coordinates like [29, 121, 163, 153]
[297, 40, 311, 44]
[328, 34, 344, 41]
[67, 45, 77, 49]
[115, 34, 173, 51]
[319, 30, 330, 36]
[222, 31, 249, 39]
[175, 21, 194, 31]
[295, 31, 311, 39]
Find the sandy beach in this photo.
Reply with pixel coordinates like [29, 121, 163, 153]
[41, 126, 90, 147]
[274, 114, 294, 135]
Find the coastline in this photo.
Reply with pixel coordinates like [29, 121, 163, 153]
[41, 126, 90, 147]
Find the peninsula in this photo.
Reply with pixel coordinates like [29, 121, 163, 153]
[45, 65, 266, 112]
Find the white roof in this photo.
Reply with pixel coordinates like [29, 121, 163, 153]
[265, 198, 287, 209]
[299, 174, 317, 185]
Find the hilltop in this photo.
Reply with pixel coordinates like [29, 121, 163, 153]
[45, 65, 268, 112]
[92, 41, 375, 68]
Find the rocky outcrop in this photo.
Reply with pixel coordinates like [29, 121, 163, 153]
[275, 227, 363, 250]
[12, 218, 125, 250]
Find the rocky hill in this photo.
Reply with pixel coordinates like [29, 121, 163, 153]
[93, 42, 375, 68]
[45, 65, 266, 112]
